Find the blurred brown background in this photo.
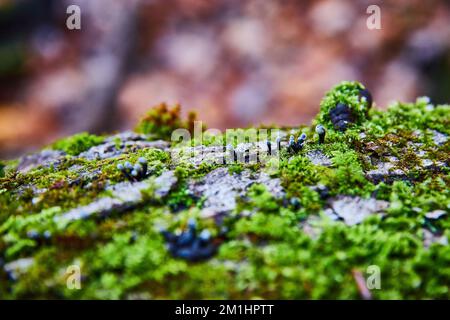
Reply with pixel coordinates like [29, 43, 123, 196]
[0, 0, 449, 158]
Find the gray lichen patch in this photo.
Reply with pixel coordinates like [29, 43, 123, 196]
[430, 130, 448, 146]
[326, 196, 389, 226]
[67, 164, 102, 184]
[54, 171, 177, 224]
[365, 160, 406, 184]
[3, 257, 34, 281]
[153, 171, 178, 198]
[171, 145, 227, 168]
[78, 132, 169, 160]
[188, 167, 284, 218]
[17, 150, 66, 173]
[364, 154, 448, 184]
[306, 150, 332, 166]
[423, 229, 448, 249]
[425, 210, 447, 220]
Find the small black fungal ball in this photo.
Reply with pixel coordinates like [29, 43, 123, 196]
[313, 184, 330, 199]
[266, 140, 272, 155]
[329, 103, 353, 131]
[177, 219, 197, 246]
[118, 160, 149, 181]
[298, 133, 307, 144]
[130, 231, 139, 243]
[131, 169, 139, 177]
[133, 163, 142, 173]
[160, 229, 177, 243]
[118, 162, 133, 180]
[244, 149, 251, 163]
[288, 135, 297, 153]
[287, 134, 306, 153]
[124, 161, 133, 171]
[133, 163, 146, 179]
[359, 88, 373, 110]
[27, 230, 40, 239]
[295, 133, 306, 151]
[138, 157, 147, 165]
[315, 124, 326, 144]
[198, 229, 211, 243]
[138, 157, 148, 176]
[290, 197, 301, 209]
[288, 135, 295, 144]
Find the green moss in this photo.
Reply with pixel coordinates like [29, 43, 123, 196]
[135, 103, 199, 140]
[52, 132, 104, 156]
[245, 184, 280, 213]
[331, 150, 373, 196]
[0, 207, 61, 258]
[166, 185, 197, 212]
[0, 81, 449, 299]
[280, 156, 319, 192]
[228, 163, 244, 175]
[364, 98, 450, 136]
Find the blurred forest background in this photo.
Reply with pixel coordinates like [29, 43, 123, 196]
[0, 0, 449, 158]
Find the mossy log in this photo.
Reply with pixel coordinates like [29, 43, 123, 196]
[0, 81, 449, 299]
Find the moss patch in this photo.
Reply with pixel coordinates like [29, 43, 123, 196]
[52, 132, 104, 156]
[0, 81, 449, 299]
[135, 103, 199, 140]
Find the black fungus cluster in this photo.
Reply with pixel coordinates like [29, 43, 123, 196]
[266, 136, 283, 155]
[266, 140, 272, 155]
[329, 102, 354, 131]
[117, 157, 148, 181]
[359, 88, 373, 111]
[288, 133, 307, 153]
[315, 124, 326, 144]
[226, 135, 286, 164]
[226, 144, 252, 163]
[161, 219, 217, 262]
[27, 230, 52, 240]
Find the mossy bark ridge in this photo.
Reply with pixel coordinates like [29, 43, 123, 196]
[0, 81, 449, 299]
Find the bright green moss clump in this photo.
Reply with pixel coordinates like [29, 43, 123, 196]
[366, 96, 450, 136]
[316, 81, 370, 130]
[52, 132, 104, 156]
